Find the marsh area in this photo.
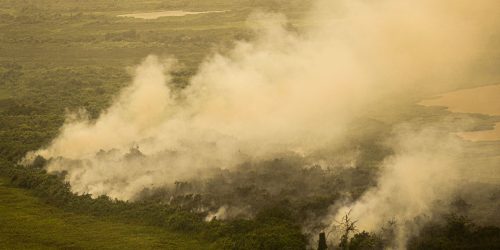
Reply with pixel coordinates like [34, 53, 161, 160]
[117, 10, 226, 19]
[420, 84, 500, 141]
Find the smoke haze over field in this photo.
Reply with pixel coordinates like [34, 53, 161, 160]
[24, 0, 500, 247]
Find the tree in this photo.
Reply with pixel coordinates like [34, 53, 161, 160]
[318, 232, 328, 250]
[335, 209, 358, 250]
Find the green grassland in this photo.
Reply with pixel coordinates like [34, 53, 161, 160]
[0, 178, 211, 249]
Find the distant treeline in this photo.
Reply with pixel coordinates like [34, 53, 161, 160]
[0, 0, 311, 13]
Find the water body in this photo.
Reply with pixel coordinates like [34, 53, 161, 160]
[117, 10, 226, 19]
[420, 84, 500, 141]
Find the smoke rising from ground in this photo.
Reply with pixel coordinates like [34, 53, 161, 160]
[326, 127, 463, 248]
[24, 0, 500, 247]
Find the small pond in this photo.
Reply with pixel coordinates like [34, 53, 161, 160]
[420, 84, 500, 141]
[117, 10, 226, 19]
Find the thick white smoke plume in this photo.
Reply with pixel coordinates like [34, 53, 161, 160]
[326, 127, 463, 248]
[24, 0, 499, 246]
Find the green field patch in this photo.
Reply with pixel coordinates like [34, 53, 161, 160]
[0, 177, 210, 249]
